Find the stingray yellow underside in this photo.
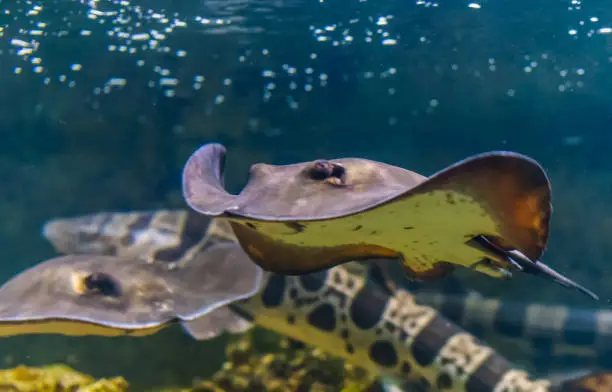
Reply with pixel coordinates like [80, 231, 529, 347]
[228, 189, 509, 279]
[0, 319, 164, 337]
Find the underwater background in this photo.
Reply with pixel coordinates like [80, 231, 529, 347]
[0, 0, 611, 390]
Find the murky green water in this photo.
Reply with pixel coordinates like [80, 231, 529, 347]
[0, 0, 611, 390]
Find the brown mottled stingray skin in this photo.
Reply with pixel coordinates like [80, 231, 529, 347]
[181, 143, 595, 299]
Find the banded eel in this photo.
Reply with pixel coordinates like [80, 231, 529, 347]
[40, 209, 612, 392]
[411, 291, 612, 375]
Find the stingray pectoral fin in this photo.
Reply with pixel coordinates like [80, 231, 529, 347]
[182, 142, 238, 215]
[229, 221, 401, 275]
[180, 307, 252, 341]
[403, 151, 551, 265]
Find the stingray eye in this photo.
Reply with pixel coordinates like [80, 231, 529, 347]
[308, 161, 346, 183]
[84, 272, 121, 297]
[330, 164, 346, 179]
[309, 160, 334, 180]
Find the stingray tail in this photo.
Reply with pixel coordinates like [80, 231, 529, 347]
[469, 235, 599, 301]
[505, 249, 599, 301]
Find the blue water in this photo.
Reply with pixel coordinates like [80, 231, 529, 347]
[0, 0, 611, 389]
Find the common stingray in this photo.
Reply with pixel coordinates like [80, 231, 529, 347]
[181, 143, 597, 300]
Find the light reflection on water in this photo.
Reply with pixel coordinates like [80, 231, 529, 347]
[1, 0, 609, 113]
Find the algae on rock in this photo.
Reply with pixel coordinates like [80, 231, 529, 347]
[189, 330, 375, 392]
[0, 364, 128, 391]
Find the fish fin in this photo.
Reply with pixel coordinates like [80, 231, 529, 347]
[181, 307, 252, 341]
